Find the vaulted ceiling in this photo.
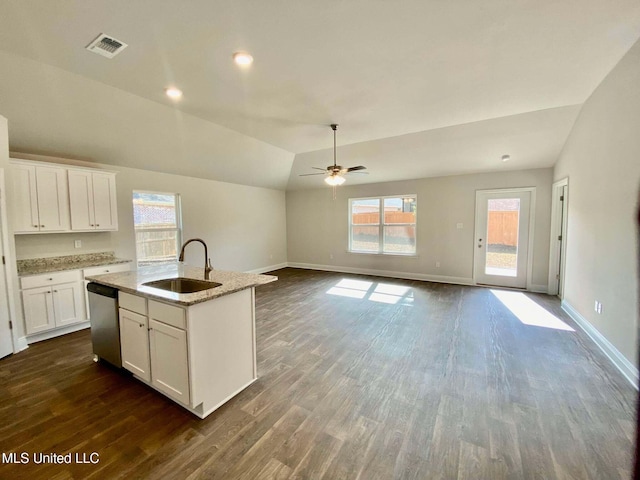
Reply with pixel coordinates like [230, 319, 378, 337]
[0, 0, 639, 190]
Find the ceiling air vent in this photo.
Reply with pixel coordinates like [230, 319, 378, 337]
[85, 33, 128, 59]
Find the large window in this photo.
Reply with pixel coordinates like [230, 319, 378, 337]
[349, 195, 417, 255]
[133, 191, 182, 267]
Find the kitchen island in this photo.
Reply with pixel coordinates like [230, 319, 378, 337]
[86, 264, 277, 418]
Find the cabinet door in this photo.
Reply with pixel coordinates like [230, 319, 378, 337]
[149, 319, 190, 405]
[68, 170, 95, 230]
[22, 287, 54, 334]
[92, 173, 118, 230]
[119, 308, 151, 382]
[10, 164, 39, 233]
[52, 282, 84, 327]
[35, 166, 70, 232]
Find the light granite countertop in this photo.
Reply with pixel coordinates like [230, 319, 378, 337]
[18, 252, 132, 276]
[86, 263, 277, 306]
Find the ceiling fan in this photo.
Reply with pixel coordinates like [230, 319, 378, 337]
[299, 124, 367, 185]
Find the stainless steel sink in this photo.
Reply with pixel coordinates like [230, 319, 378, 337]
[142, 277, 222, 293]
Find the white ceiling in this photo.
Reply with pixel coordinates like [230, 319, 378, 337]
[0, 0, 639, 189]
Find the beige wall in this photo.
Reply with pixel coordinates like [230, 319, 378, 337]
[553, 39, 640, 367]
[287, 168, 553, 289]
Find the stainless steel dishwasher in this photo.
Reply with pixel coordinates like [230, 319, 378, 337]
[87, 282, 122, 368]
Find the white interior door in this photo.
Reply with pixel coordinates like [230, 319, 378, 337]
[0, 239, 13, 359]
[474, 189, 532, 289]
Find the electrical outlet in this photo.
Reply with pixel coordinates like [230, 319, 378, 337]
[456, 223, 463, 229]
[330, 253, 334, 260]
[597, 302, 603, 314]
[435, 261, 440, 268]
[594, 300, 603, 314]
[269, 254, 273, 260]
[74, 240, 82, 249]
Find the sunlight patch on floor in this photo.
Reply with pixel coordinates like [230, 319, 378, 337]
[327, 279, 413, 306]
[491, 289, 574, 331]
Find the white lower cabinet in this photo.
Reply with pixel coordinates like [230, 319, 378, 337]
[22, 286, 55, 334]
[21, 271, 84, 335]
[52, 283, 84, 327]
[149, 319, 190, 405]
[116, 288, 257, 418]
[118, 295, 190, 405]
[119, 308, 151, 382]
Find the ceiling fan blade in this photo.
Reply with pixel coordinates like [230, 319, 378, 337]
[312, 167, 328, 171]
[299, 173, 327, 176]
[346, 166, 366, 172]
[346, 171, 369, 175]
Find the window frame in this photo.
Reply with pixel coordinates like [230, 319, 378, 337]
[348, 194, 417, 256]
[133, 190, 183, 267]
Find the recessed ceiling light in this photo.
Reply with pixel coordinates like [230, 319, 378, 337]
[233, 52, 254, 66]
[165, 87, 183, 99]
[502, 154, 511, 162]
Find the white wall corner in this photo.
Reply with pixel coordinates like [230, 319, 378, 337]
[562, 300, 639, 390]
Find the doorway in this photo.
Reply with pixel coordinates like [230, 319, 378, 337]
[474, 188, 534, 289]
[548, 179, 568, 297]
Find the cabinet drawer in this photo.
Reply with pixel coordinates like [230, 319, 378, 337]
[84, 263, 130, 278]
[21, 270, 81, 289]
[149, 300, 186, 330]
[119, 292, 147, 315]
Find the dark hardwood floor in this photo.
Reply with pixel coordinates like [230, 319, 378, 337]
[0, 268, 636, 479]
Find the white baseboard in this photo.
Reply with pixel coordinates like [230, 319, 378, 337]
[15, 336, 29, 352]
[245, 262, 288, 274]
[26, 321, 91, 345]
[287, 262, 475, 286]
[562, 300, 639, 389]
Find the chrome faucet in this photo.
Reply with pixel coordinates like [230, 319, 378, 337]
[178, 238, 213, 279]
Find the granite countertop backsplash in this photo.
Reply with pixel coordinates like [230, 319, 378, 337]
[17, 252, 132, 276]
[86, 263, 277, 306]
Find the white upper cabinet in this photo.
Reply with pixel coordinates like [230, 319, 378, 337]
[68, 170, 118, 231]
[9, 159, 118, 234]
[11, 163, 70, 233]
[91, 172, 118, 230]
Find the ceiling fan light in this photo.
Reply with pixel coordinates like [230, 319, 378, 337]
[325, 175, 345, 186]
[233, 52, 254, 66]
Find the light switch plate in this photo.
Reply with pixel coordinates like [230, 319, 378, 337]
[74, 240, 82, 249]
